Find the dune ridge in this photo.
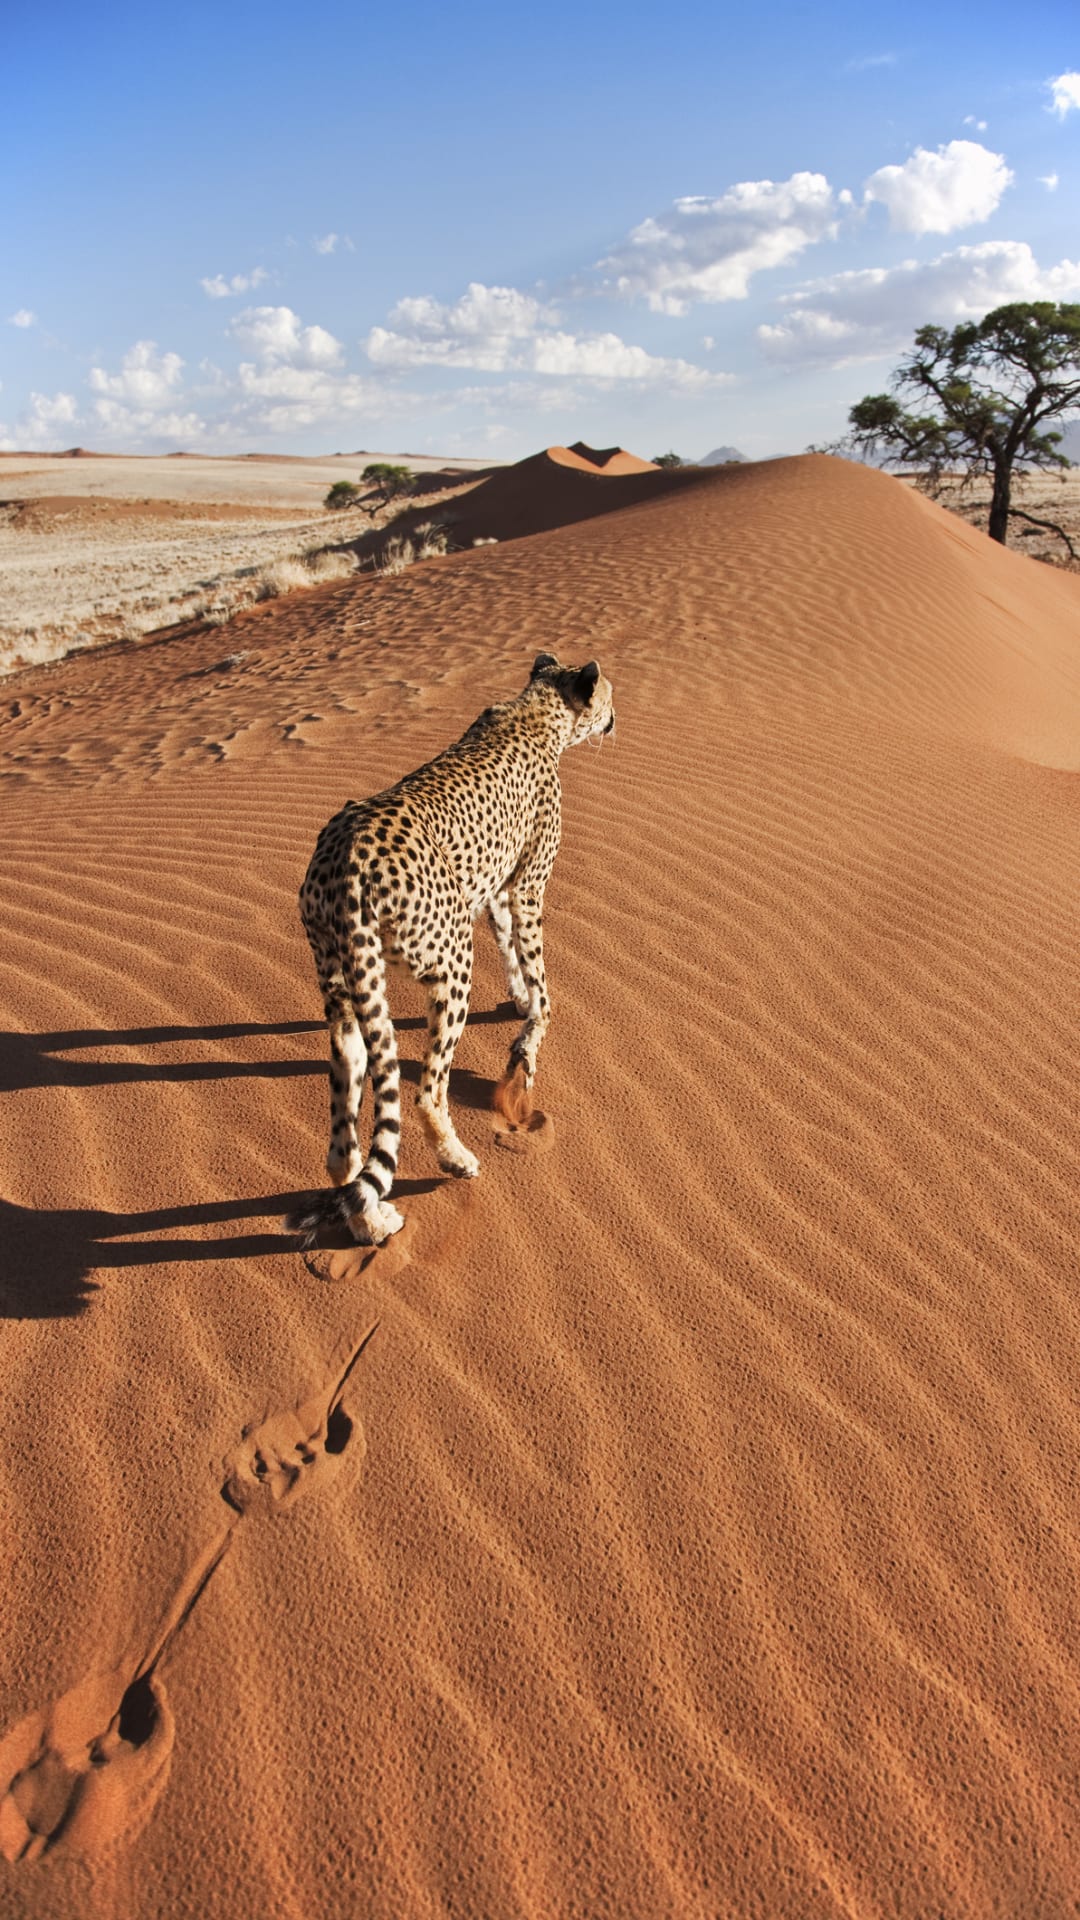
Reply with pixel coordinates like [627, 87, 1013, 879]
[1, 454, 1079, 1918]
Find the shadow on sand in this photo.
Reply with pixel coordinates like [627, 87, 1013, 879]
[0, 1005, 515, 1318]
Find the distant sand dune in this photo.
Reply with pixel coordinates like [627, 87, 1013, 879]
[1, 454, 1079, 1917]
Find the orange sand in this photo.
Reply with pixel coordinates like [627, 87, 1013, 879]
[2, 453, 1080, 1918]
[549, 442, 659, 474]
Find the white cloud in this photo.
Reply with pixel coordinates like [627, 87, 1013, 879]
[863, 140, 1012, 234]
[201, 267, 268, 299]
[8, 309, 35, 328]
[374, 282, 551, 363]
[88, 341, 185, 408]
[228, 305, 344, 368]
[1041, 172, 1060, 192]
[0, 390, 79, 451]
[962, 115, 988, 132]
[1048, 71, 1080, 118]
[364, 281, 728, 387]
[532, 331, 726, 384]
[314, 233, 339, 254]
[599, 173, 841, 312]
[233, 361, 412, 432]
[758, 240, 1080, 366]
[89, 401, 209, 447]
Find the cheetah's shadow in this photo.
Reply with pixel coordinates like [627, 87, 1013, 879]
[0, 1006, 517, 1317]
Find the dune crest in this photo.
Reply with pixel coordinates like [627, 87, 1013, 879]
[1, 453, 1079, 1918]
[548, 442, 659, 474]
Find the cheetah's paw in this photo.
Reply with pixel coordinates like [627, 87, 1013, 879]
[345, 1199, 405, 1245]
[371, 1200, 405, 1241]
[440, 1142, 480, 1180]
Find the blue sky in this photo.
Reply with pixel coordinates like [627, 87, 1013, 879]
[2, 0, 1078, 460]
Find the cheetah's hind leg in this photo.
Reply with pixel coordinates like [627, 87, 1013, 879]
[314, 947, 367, 1188]
[487, 891, 530, 1016]
[414, 921, 480, 1180]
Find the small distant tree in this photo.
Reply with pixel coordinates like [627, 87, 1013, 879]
[652, 451, 684, 469]
[324, 480, 362, 510]
[361, 462, 415, 507]
[840, 302, 1080, 554]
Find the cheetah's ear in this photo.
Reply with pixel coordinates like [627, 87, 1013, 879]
[574, 660, 600, 703]
[531, 651, 559, 678]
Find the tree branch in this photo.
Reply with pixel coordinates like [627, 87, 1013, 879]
[1009, 507, 1077, 561]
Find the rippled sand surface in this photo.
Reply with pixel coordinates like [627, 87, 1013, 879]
[2, 452, 1079, 1918]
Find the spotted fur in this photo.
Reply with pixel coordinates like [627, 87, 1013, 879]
[285, 652, 615, 1245]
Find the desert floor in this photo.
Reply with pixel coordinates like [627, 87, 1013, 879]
[0, 450, 493, 672]
[928, 465, 1080, 568]
[1, 450, 1080, 1919]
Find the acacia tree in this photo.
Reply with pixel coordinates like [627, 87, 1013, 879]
[361, 462, 414, 507]
[842, 302, 1080, 554]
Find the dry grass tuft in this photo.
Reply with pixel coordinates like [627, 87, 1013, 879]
[379, 536, 416, 577]
[255, 551, 358, 599]
[413, 521, 450, 559]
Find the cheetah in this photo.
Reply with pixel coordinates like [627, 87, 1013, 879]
[285, 651, 615, 1247]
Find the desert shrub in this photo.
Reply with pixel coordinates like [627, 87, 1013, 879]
[652, 451, 684, 468]
[325, 480, 363, 510]
[471, 535, 498, 547]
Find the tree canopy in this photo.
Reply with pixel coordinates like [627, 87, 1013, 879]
[841, 302, 1080, 553]
[324, 479, 362, 510]
[361, 462, 415, 507]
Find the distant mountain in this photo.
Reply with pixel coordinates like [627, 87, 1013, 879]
[698, 446, 746, 465]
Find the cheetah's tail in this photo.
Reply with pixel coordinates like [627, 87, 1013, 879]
[282, 1187, 351, 1247]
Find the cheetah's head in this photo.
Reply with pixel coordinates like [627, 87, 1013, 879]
[530, 652, 615, 747]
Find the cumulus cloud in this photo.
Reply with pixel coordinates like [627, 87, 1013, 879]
[8, 309, 35, 328]
[757, 240, 1080, 366]
[89, 341, 185, 408]
[1048, 71, 1080, 118]
[223, 305, 380, 428]
[863, 140, 1012, 234]
[233, 362, 414, 433]
[89, 401, 209, 447]
[0, 390, 79, 451]
[599, 174, 841, 313]
[201, 267, 268, 299]
[1041, 172, 1060, 192]
[365, 281, 728, 387]
[962, 115, 988, 132]
[228, 305, 343, 368]
[372, 282, 551, 365]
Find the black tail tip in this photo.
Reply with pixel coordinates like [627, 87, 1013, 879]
[283, 1185, 351, 1248]
[282, 1199, 323, 1247]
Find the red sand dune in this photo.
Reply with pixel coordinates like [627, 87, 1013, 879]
[441, 443, 680, 544]
[552, 441, 659, 474]
[2, 454, 1080, 1918]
